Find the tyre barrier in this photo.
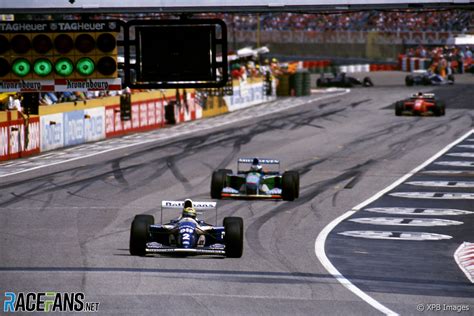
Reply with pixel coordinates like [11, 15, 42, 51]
[277, 74, 291, 96]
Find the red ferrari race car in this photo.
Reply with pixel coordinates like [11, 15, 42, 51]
[394, 92, 446, 116]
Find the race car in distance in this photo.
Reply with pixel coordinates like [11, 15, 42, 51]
[405, 70, 454, 86]
[316, 72, 374, 88]
[211, 158, 299, 201]
[129, 199, 243, 258]
[395, 92, 446, 116]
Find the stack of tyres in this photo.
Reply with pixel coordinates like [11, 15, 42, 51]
[277, 74, 290, 96]
[290, 72, 304, 96]
[302, 71, 311, 96]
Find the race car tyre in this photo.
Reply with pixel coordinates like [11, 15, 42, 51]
[422, 76, 431, 85]
[316, 78, 322, 87]
[395, 101, 404, 116]
[342, 78, 353, 88]
[434, 101, 446, 116]
[211, 169, 231, 199]
[224, 217, 244, 258]
[282, 172, 297, 201]
[363, 77, 374, 87]
[129, 215, 154, 256]
[285, 170, 300, 199]
[405, 75, 414, 86]
[447, 74, 455, 84]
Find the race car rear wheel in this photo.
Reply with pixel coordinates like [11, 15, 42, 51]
[129, 215, 154, 256]
[447, 74, 455, 85]
[405, 75, 414, 86]
[363, 77, 374, 87]
[395, 101, 404, 116]
[282, 172, 297, 201]
[211, 169, 231, 199]
[285, 171, 300, 199]
[224, 217, 243, 258]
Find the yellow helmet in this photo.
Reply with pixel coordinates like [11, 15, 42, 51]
[182, 207, 196, 219]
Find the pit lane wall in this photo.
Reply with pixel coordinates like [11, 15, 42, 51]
[201, 78, 276, 118]
[0, 89, 198, 160]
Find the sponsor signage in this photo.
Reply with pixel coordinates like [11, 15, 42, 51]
[0, 78, 121, 92]
[161, 200, 217, 209]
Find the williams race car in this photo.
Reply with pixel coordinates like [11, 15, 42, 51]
[316, 73, 374, 88]
[211, 158, 299, 201]
[405, 70, 454, 86]
[394, 92, 446, 116]
[129, 199, 243, 258]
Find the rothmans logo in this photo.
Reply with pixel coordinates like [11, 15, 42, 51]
[162, 201, 216, 208]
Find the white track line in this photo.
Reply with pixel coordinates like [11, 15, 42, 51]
[0, 90, 349, 179]
[315, 129, 474, 316]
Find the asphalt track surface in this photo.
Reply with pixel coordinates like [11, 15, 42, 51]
[1, 72, 473, 315]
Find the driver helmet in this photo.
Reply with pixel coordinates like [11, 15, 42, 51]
[182, 207, 197, 219]
[417, 92, 423, 97]
[250, 158, 263, 172]
[183, 199, 193, 209]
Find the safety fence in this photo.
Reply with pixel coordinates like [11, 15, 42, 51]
[235, 30, 458, 46]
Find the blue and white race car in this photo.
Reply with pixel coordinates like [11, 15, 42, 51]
[129, 199, 243, 258]
[405, 70, 454, 86]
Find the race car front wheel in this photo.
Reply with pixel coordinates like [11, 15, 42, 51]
[282, 172, 297, 201]
[129, 215, 154, 256]
[395, 101, 404, 116]
[405, 75, 414, 86]
[224, 217, 244, 258]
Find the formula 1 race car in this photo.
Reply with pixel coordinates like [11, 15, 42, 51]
[394, 92, 446, 116]
[129, 199, 243, 258]
[316, 73, 374, 88]
[211, 158, 299, 201]
[405, 70, 454, 86]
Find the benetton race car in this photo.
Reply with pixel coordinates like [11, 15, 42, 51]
[405, 70, 454, 86]
[210, 158, 299, 201]
[316, 73, 374, 88]
[395, 92, 446, 116]
[129, 199, 243, 257]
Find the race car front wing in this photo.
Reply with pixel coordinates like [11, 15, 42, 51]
[145, 247, 226, 255]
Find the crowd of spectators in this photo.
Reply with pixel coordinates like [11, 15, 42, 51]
[404, 44, 473, 74]
[27, 9, 472, 33]
[209, 10, 472, 32]
[19, 9, 474, 33]
[219, 10, 472, 32]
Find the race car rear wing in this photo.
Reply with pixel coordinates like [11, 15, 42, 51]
[160, 200, 218, 224]
[411, 93, 435, 99]
[237, 158, 280, 173]
[238, 158, 280, 164]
